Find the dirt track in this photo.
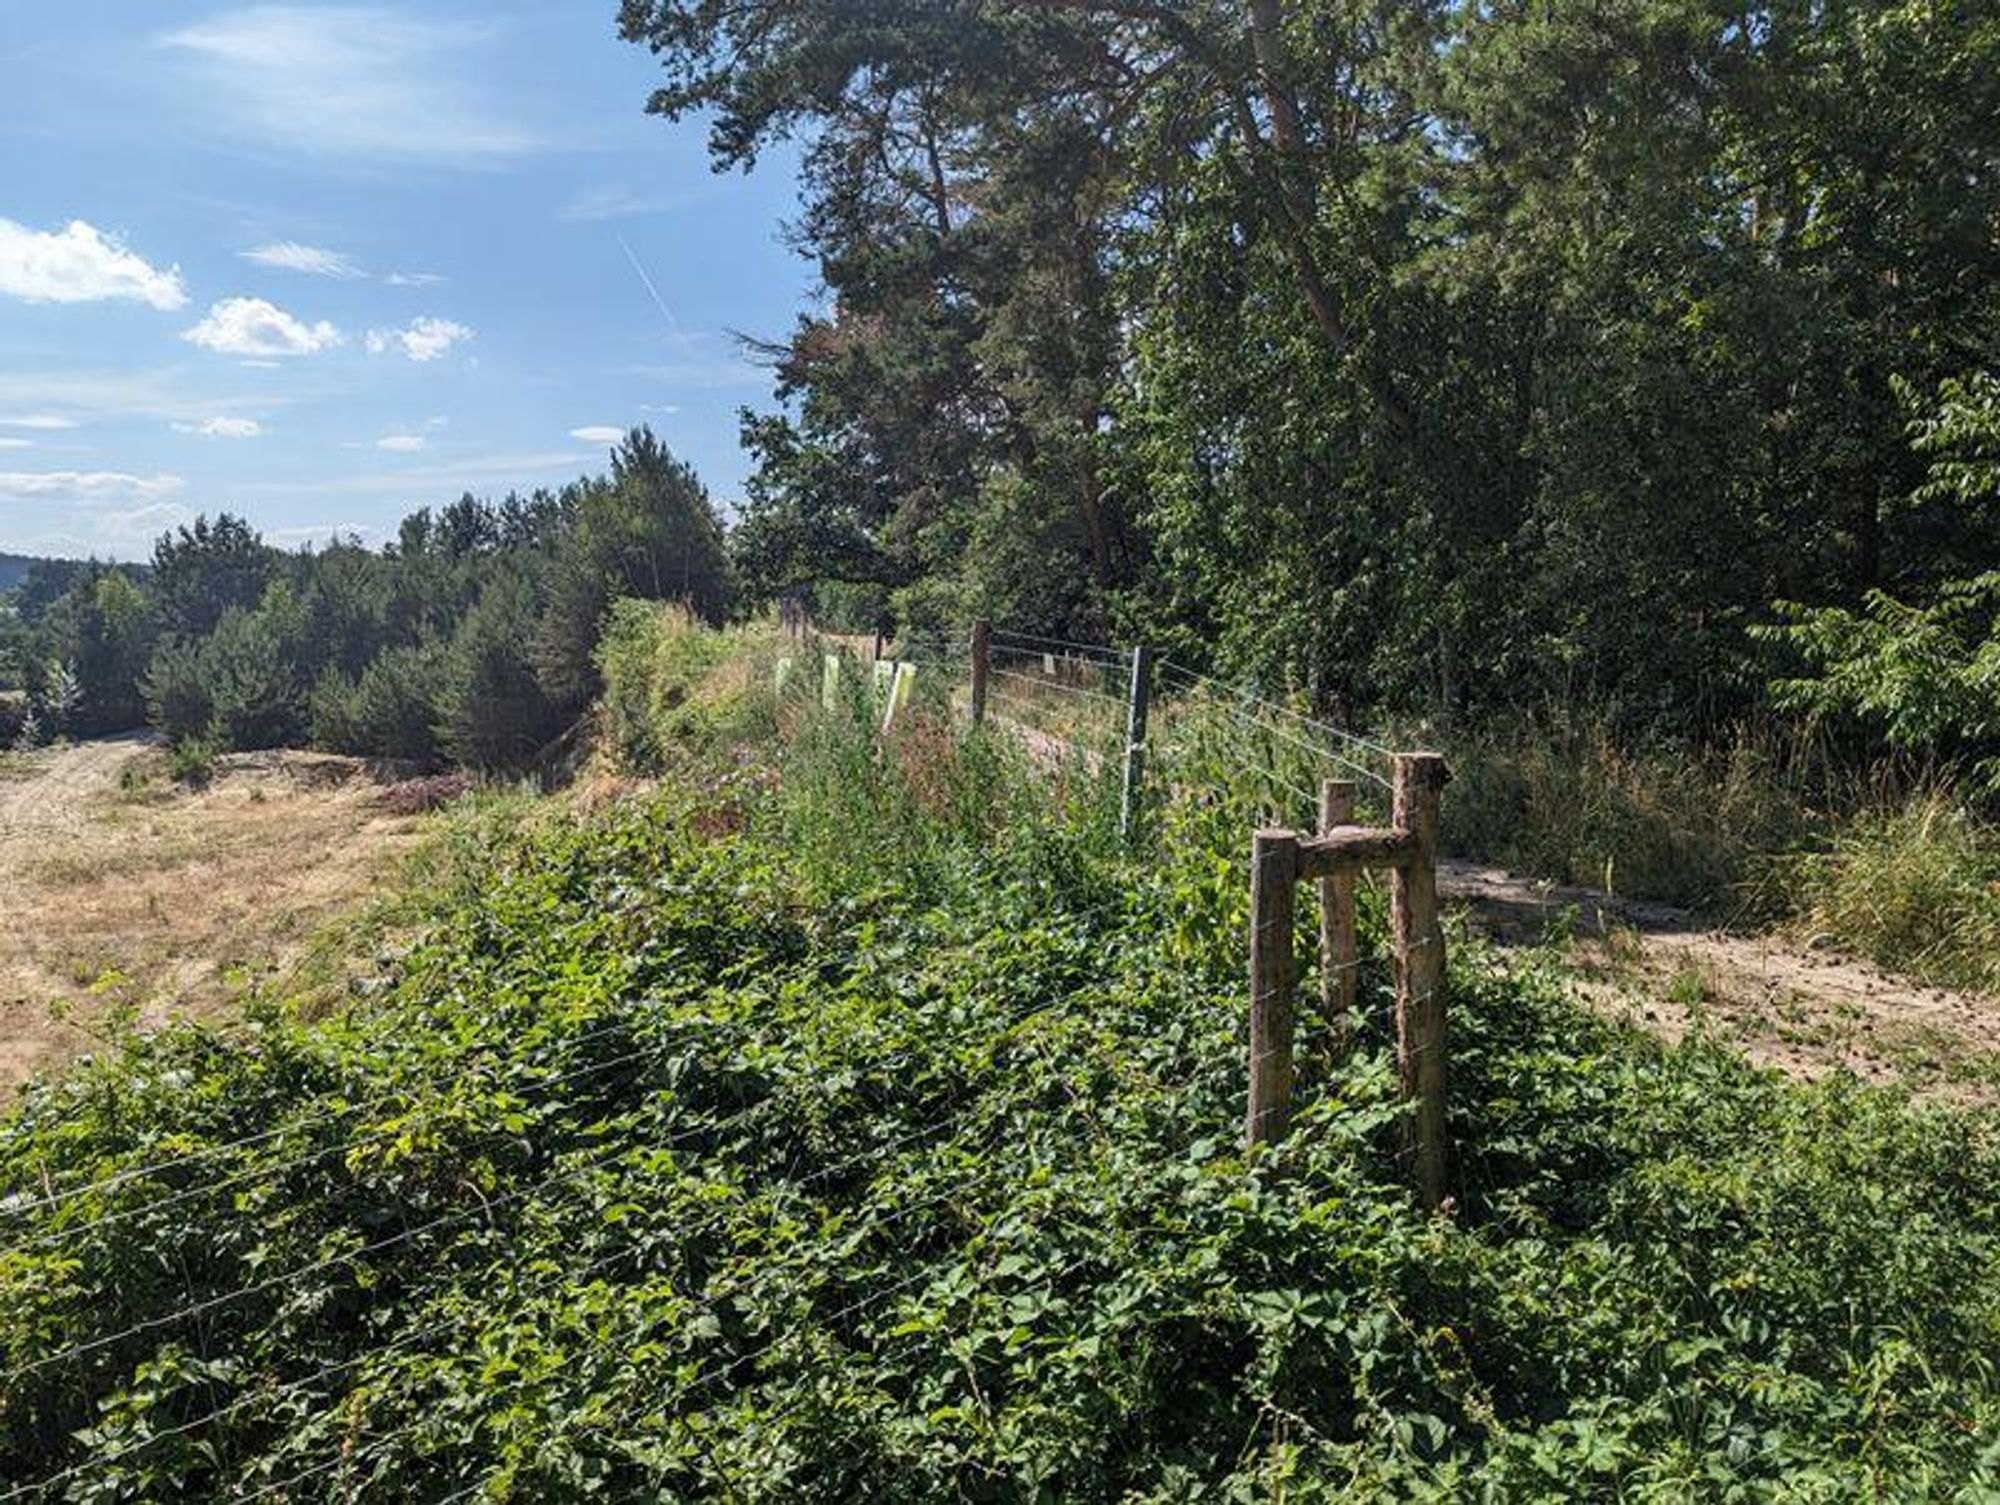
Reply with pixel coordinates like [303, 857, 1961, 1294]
[0, 738, 422, 1094]
[1442, 860, 2000, 1098]
[983, 704, 2000, 1096]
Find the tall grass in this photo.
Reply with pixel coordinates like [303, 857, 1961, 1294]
[595, 602, 784, 770]
[1435, 713, 1817, 912]
[613, 619, 2000, 995]
[1777, 791, 2000, 993]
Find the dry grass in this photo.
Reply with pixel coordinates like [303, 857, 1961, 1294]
[0, 739, 430, 1093]
[1437, 714, 1814, 913]
[1772, 791, 2000, 994]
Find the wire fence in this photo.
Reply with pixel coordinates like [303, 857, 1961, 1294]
[0, 878, 1151, 1501]
[0, 615, 1450, 1500]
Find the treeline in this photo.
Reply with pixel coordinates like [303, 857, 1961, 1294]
[621, 0, 2000, 775]
[0, 428, 729, 769]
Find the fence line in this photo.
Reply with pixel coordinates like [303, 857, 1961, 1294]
[1157, 657, 1396, 763]
[987, 626, 1126, 663]
[5, 615, 1456, 1497]
[966, 622, 1451, 1207]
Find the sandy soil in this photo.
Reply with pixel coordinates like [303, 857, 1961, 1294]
[1442, 859, 2000, 1099]
[0, 737, 423, 1094]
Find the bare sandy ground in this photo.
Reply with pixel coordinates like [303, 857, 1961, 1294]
[1442, 859, 2000, 1099]
[0, 737, 422, 1094]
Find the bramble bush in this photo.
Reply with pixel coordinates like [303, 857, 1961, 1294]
[2, 641, 1998, 1499]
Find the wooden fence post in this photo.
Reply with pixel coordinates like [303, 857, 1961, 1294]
[1120, 643, 1153, 840]
[1318, 778, 1358, 1053]
[1245, 827, 1300, 1148]
[969, 620, 991, 727]
[1390, 752, 1449, 1211]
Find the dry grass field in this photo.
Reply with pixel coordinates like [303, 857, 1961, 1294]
[0, 736, 428, 1094]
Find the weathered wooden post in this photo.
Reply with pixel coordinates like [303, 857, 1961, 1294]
[1245, 827, 1300, 1148]
[969, 620, 991, 727]
[1318, 778, 1358, 1051]
[1120, 643, 1153, 840]
[1390, 752, 1449, 1211]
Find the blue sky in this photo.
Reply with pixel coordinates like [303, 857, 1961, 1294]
[0, 3, 810, 560]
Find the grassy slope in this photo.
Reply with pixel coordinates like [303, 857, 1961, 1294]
[2, 626, 1998, 1499]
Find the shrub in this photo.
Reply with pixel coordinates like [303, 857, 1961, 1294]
[166, 732, 220, 785]
[595, 600, 774, 770]
[346, 645, 447, 764]
[438, 574, 563, 770]
[140, 636, 214, 745]
[3, 755, 1998, 1496]
[0, 690, 26, 747]
[202, 605, 304, 750]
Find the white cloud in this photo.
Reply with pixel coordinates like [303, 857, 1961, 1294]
[569, 426, 625, 444]
[241, 241, 362, 279]
[0, 471, 185, 503]
[366, 316, 472, 362]
[384, 271, 446, 288]
[376, 433, 427, 453]
[0, 371, 273, 426]
[0, 472, 194, 557]
[0, 218, 188, 310]
[173, 416, 264, 438]
[0, 414, 79, 430]
[559, 187, 685, 223]
[103, 502, 197, 540]
[249, 450, 594, 499]
[0, 439, 32, 451]
[639, 403, 681, 416]
[184, 296, 343, 357]
[161, 8, 539, 167]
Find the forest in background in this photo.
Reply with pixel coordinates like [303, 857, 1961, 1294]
[4, 0, 1996, 969]
[617, 0, 1999, 779]
[0, 429, 728, 773]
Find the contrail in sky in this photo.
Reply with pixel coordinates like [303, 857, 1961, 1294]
[616, 233, 683, 335]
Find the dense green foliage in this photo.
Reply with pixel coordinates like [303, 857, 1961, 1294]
[619, 0, 2000, 753]
[1765, 373, 2000, 788]
[3, 634, 1998, 1497]
[595, 604, 777, 770]
[0, 429, 731, 770]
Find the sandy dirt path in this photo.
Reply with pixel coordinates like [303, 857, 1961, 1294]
[1442, 859, 2000, 1097]
[0, 738, 423, 1094]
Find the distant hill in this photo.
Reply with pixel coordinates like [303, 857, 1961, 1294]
[0, 553, 48, 595]
[0, 553, 90, 599]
